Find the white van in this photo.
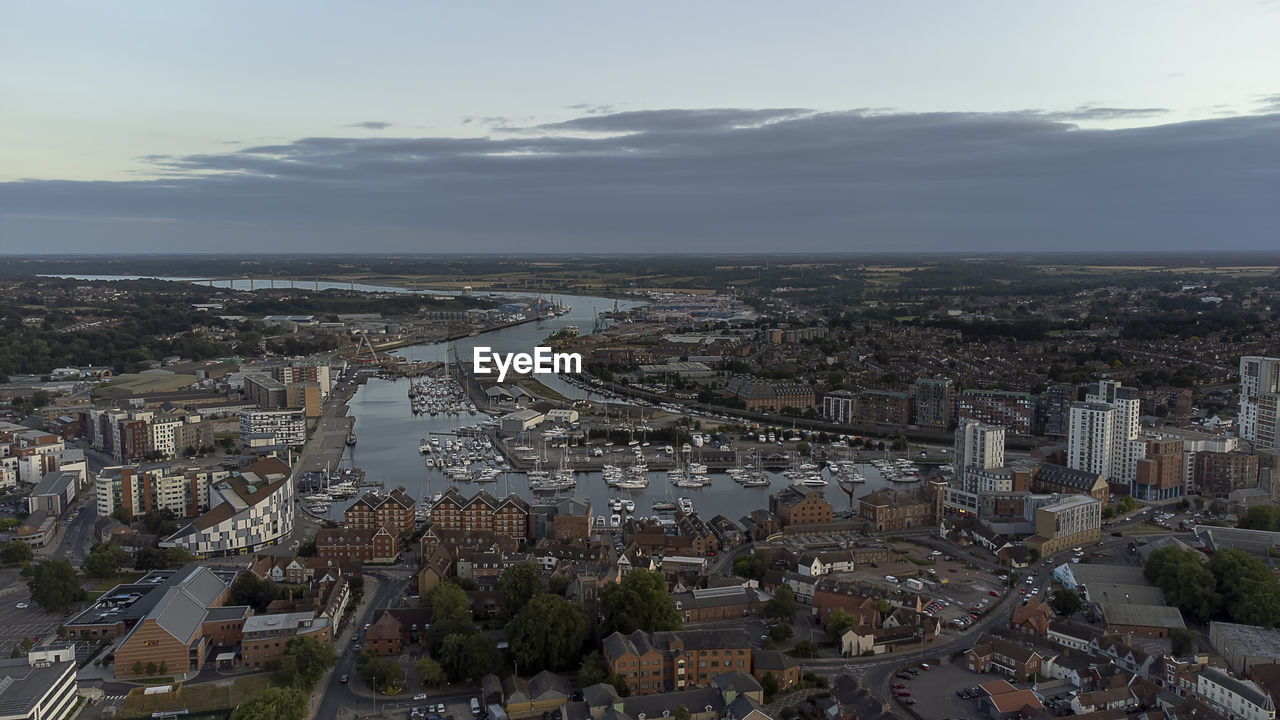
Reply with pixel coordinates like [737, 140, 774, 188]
[471, 698, 481, 716]
[885, 575, 898, 584]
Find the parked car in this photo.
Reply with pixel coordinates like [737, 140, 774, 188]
[414, 693, 429, 701]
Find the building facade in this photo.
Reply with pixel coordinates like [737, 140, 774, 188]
[159, 458, 294, 556]
[1240, 356, 1280, 451]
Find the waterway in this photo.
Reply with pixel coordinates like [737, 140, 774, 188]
[48, 273, 924, 523]
[339, 292, 919, 524]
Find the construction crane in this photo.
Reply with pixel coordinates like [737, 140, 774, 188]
[355, 329, 381, 363]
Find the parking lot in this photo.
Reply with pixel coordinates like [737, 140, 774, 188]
[0, 575, 61, 655]
[890, 661, 1012, 720]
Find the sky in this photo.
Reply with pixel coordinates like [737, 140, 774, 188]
[2, 1, 1279, 254]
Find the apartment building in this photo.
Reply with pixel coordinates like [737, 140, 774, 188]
[1240, 356, 1280, 451]
[954, 419, 1005, 487]
[1026, 495, 1101, 557]
[957, 389, 1034, 436]
[1068, 381, 1144, 492]
[1068, 402, 1117, 479]
[769, 486, 833, 527]
[602, 628, 753, 695]
[239, 408, 306, 448]
[725, 377, 815, 412]
[430, 487, 531, 541]
[822, 390, 856, 424]
[1031, 464, 1109, 504]
[858, 487, 938, 532]
[1, 422, 70, 488]
[912, 377, 954, 429]
[317, 525, 399, 563]
[159, 458, 294, 556]
[1194, 452, 1260, 498]
[96, 464, 231, 519]
[1134, 436, 1185, 501]
[78, 409, 208, 461]
[344, 486, 415, 534]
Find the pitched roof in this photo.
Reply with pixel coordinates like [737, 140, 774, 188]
[150, 586, 208, 644]
[1200, 667, 1274, 710]
[989, 688, 1044, 713]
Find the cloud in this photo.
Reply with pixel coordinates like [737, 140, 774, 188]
[1044, 105, 1169, 121]
[3, 104, 1280, 253]
[347, 121, 392, 130]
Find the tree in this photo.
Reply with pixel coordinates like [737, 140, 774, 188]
[140, 509, 178, 535]
[230, 686, 309, 720]
[506, 593, 588, 672]
[598, 569, 680, 635]
[733, 554, 767, 581]
[874, 599, 893, 616]
[759, 671, 779, 702]
[134, 546, 195, 571]
[439, 633, 502, 682]
[1170, 627, 1199, 657]
[355, 651, 405, 692]
[427, 583, 476, 653]
[416, 657, 447, 689]
[789, 640, 818, 658]
[768, 623, 793, 643]
[1145, 547, 1220, 623]
[1238, 506, 1280, 532]
[605, 673, 631, 697]
[498, 562, 546, 620]
[22, 559, 87, 612]
[146, 661, 158, 676]
[132, 659, 144, 677]
[1050, 589, 1083, 616]
[578, 651, 610, 687]
[296, 537, 317, 558]
[0, 540, 33, 566]
[278, 635, 337, 689]
[82, 542, 130, 578]
[110, 506, 132, 525]
[548, 574, 571, 596]
[1208, 549, 1280, 628]
[826, 609, 857, 642]
[1209, 500, 1228, 516]
[675, 706, 693, 720]
[765, 584, 797, 621]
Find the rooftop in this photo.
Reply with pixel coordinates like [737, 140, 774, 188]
[1098, 602, 1186, 630]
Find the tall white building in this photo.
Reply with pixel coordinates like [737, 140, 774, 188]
[954, 419, 1005, 486]
[1068, 380, 1143, 491]
[239, 409, 307, 448]
[1240, 356, 1280, 451]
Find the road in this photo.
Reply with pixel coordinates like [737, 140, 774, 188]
[314, 570, 413, 720]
